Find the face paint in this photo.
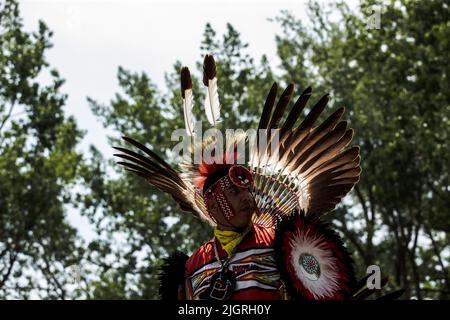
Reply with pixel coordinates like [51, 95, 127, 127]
[204, 165, 254, 223]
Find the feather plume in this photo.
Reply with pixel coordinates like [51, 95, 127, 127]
[113, 136, 211, 224]
[181, 67, 195, 136]
[203, 55, 220, 126]
[279, 86, 312, 143]
[258, 82, 278, 130]
[268, 84, 294, 129]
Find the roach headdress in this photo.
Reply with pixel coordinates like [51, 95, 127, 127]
[114, 54, 361, 227]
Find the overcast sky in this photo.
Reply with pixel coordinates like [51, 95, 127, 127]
[18, 0, 357, 241]
[19, 0, 316, 152]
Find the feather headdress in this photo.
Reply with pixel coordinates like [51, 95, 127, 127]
[114, 54, 361, 228]
[112, 55, 409, 301]
[181, 67, 195, 136]
[202, 55, 221, 126]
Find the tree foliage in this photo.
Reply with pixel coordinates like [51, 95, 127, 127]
[0, 0, 84, 299]
[274, 0, 449, 299]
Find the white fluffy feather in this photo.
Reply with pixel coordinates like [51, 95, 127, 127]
[289, 229, 340, 299]
[183, 89, 195, 136]
[204, 77, 221, 126]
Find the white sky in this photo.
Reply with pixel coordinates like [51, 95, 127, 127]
[18, 0, 359, 241]
[19, 0, 313, 152]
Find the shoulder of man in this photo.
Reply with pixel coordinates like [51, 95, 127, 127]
[185, 238, 215, 275]
[240, 223, 276, 249]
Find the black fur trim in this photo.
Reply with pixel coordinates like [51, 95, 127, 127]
[158, 251, 189, 300]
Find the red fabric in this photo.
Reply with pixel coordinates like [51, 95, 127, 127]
[185, 224, 282, 300]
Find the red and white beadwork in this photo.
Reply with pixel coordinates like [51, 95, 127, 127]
[203, 165, 254, 221]
[229, 165, 253, 189]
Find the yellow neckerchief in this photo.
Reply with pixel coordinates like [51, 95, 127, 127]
[214, 225, 251, 256]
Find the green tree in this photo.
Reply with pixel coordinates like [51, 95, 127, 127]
[0, 0, 85, 298]
[81, 23, 276, 299]
[274, 0, 449, 299]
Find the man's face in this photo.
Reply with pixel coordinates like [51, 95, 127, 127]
[208, 185, 255, 230]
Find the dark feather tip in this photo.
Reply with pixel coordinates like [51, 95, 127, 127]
[285, 83, 295, 95]
[180, 67, 192, 98]
[203, 54, 216, 86]
[302, 86, 312, 95]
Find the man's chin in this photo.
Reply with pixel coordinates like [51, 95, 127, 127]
[232, 222, 252, 233]
[234, 212, 254, 228]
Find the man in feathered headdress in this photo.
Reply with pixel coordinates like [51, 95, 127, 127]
[182, 140, 285, 300]
[114, 55, 403, 301]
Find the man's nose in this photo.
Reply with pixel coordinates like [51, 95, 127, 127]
[240, 196, 251, 205]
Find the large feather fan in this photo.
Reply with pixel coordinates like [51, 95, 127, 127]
[114, 80, 360, 228]
[249, 83, 360, 227]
